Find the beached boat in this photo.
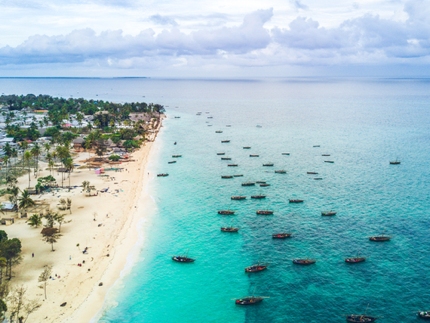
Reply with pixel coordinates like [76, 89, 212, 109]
[242, 182, 255, 186]
[417, 311, 430, 320]
[221, 157, 232, 160]
[228, 164, 238, 167]
[289, 199, 304, 203]
[251, 195, 266, 199]
[345, 257, 366, 263]
[274, 170, 286, 174]
[172, 154, 182, 158]
[390, 160, 401, 165]
[168, 161, 177, 164]
[231, 196, 246, 200]
[321, 210, 337, 216]
[249, 154, 259, 157]
[245, 263, 267, 273]
[243, 146, 251, 149]
[217, 152, 225, 155]
[263, 163, 274, 167]
[324, 160, 334, 163]
[256, 210, 273, 215]
[260, 183, 270, 187]
[282, 153, 290, 155]
[221, 140, 230, 143]
[221, 175, 233, 179]
[157, 173, 169, 177]
[272, 233, 292, 239]
[292, 258, 316, 265]
[218, 210, 235, 215]
[233, 174, 244, 177]
[235, 296, 264, 305]
[369, 235, 391, 242]
[221, 226, 239, 232]
[172, 255, 195, 263]
[346, 314, 377, 322]
[307, 172, 318, 175]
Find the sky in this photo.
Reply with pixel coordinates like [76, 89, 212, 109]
[0, 0, 429, 77]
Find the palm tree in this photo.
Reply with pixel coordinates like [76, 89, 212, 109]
[30, 143, 41, 178]
[18, 189, 35, 216]
[23, 151, 32, 188]
[63, 157, 74, 188]
[43, 142, 50, 156]
[8, 186, 19, 214]
[27, 214, 42, 228]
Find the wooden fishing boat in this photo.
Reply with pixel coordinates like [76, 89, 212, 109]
[245, 263, 267, 273]
[321, 210, 337, 216]
[228, 164, 238, 167]
[390, 160, 401, 165]
[369, 235, 391, 242]
[260, 183, 270, 187]
[221, 157, 232, 160]
[242, 182, 255, 186]
[221, 140, 230, 143]
[307, 172, 318, 175]
[168, 161, 177, 164]
[215, 130, 223, 133]
[255, 181, 266, 184]
[322, 154, 330, 156]
[233, 174, 244, 177]
[292, 258, 316, 265]
[231, 196, 246, 200]
[289, 199, 304, 203]
[313, 145, 320, 147]
[243, 146, 251, 149]
[218, 210, 235, 215]
[250, 154, 259, 157]
[251, 195, 266, 199]
[417, 311, 430, 320]
[226, 125, 231, 127]
[217, 152, 225, 155]
[263, 163, 274, 167]
[207, 116, 213, 119]
[235, 296, 263, 305]
[314, 178, 323, 180]
[256, 210, 273, 215]
[324, 160, 334, 163]
[282, 153, 290, 155]
[157, 173, 169, 177]
[272, 233, 292, 239]
[172, 154, 182, 158]
[275, 170, 286, 174]
[172, 255, 195, 263]
[345, 257, 366, 263]
[221, 227, 239, 232]
[221, 175, 233, 179]
[346, 314, 377, 322]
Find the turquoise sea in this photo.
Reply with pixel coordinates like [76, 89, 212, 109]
[1, 78, 429, 322]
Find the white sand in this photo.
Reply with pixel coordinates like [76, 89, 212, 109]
[3, 124, 162, 322]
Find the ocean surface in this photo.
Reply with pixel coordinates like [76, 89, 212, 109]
[1, 77, 429, 322]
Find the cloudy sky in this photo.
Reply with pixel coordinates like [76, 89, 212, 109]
[0, 0, 429, 77]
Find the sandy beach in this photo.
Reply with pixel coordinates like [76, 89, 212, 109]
[2, 123, 163, 322]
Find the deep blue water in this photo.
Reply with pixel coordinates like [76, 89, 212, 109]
[1, 77, 429, 322]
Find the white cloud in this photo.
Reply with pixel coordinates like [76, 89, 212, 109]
[0, 1, 429, 76]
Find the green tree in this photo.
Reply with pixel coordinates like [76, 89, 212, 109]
[23, 151, 31, 188]
[41, 227, 61, 251]
[0, 238, 22, 280]
[26, 215, 42, 228]
[18, 190, 35, 216]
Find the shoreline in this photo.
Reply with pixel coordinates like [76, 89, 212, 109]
[3, 118, 164, 322]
